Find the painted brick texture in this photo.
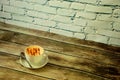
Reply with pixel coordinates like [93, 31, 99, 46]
[3, 5, 25, 15]
[85, 4, 112, 13]
[0, 0, 120, 47]
[0, 4, 1, 10]
[0, 0, 9, 5]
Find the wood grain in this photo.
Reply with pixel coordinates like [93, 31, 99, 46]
[0, 22, 120, 80]
[0, 40, 119, 79]
[0, 22, 119, 52]
[0, 52, 107, 80]
[0, 66, 51, 80]
[0, 30, 119, 67]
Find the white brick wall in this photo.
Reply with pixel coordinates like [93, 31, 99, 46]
[73, 33, 85, 39]
[3, 5, 25, 15]
[10, 0, 34, 9]
[52, 15, 72, 23]
[77, 0, 97, 4]
[34, 18, 56, 27]
[76, 11, 96, 19]
[97, 30, 120, 38]
[57, 8, 75, 17]
[0, 18, 5, 22]
[34, 5, 56, 14]
[100, 0, 120, 5]
[0, 0, 120, 46]
[70, 2, 85, 10]
[26, 10, 49, 19]
[49, 0, 70, 8]
[5, 20, 49, 31]
[87, 20, 113, 30]
[113, 9, 120, 18]
[109, 38, 120, 46]
[50, 28, 73, 37]
[113, 22, 120, 31]
[0, 0, 9, 5]
[12, 14, 33, 23]
[97, 14, 113, 21]
[84, 27, 95, 34]
[85, 4, 112, 13]
[24, 0, 47, 4]
[74, 18, 87, 26]
[0, 12, 11, 19]
[29, 24, 49, 32]
[57, 23, 84, 32]
[5, 20, 30, 28]
[86, 34, 108, 44]
[0, 4, 1, 10]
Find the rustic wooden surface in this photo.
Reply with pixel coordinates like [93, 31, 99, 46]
[0, 52, 107, 80]
[0, 66, 51, 80]
[0, 22, 120, 80]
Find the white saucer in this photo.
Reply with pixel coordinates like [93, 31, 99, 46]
[19, 55, 48, 69]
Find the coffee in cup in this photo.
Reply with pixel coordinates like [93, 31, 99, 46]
[19, 45, 48, 69]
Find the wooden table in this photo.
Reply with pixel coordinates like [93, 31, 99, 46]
[0, 22, 120, 80]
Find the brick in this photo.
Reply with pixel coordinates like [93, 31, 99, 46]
[12, 14, 33, 22]
[52, 15, 72, 23]
[76, 0, 97, 4]
[50, 28, 73, 37]
[5, 19, 49, 31]
[113, 22, 120, 30]
[97, 14, 120, 22]
[73, 33, 85, 39]
[0, 4, 1, 10]
[3, 5, 25, 15]
[5, 20, 30, 28]
[57, 23, 84, 32]
[74, 18, 86, 26]
[76, 11, 96, 19]
[84, 27, 95, 34]
[34, 5, 56, 14]
[113, 17, 120, 23]
[97, 29, 120, 38]
[70, 2, 85, 10]
[86, 34, 108, 44]
[97, 14, 113, 21]
[24, 0, 47, 4]
[34, 18, 56, 27]
[0, 11, 11, 19]
[57, 8, 76, 16]
[49, 0, 70, 8]
[112, 9, 120, 18]
[87, 20, 112, 30]
[29, 24, 49, 31]
[109, 38, 120, 46]
[0, 0, 9, 5]
[100, 0, 120, 5]
[0, 18, 5, 22]
[85, 4, 112, 13]
[10, 0, 34, 9]
[26, 10, 49, 19]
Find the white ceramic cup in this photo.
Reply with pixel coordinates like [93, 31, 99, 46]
[20, 45, 48, 69]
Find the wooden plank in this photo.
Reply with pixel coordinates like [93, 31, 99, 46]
[0, 22, 119, 53]
[0, 52, 108, 80]
[0, 30, 14, 41]
[0, 30, 119, 67]
[0, 67, 51, 80]
[0, 40, 119, 79]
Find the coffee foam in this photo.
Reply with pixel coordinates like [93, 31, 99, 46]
[25, 45, 44, 56]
